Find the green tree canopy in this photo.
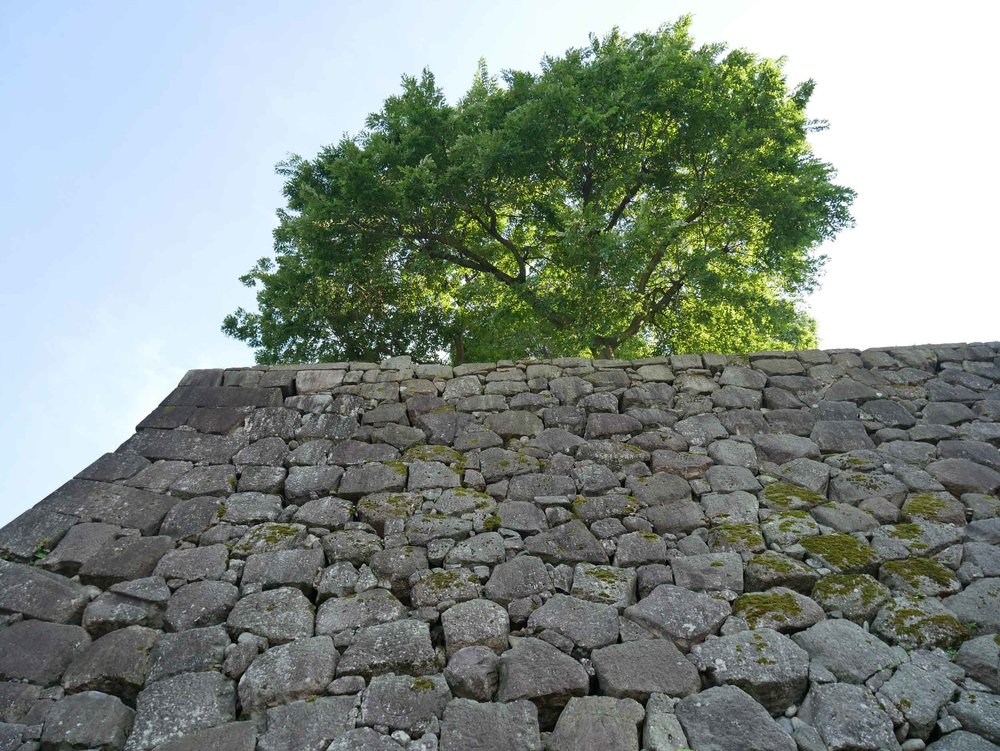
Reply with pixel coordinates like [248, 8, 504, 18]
[224, 17, 854, 364]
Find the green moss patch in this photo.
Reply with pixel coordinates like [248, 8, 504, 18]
[801, 533, 878, 571]
[762, 482, 826, 509]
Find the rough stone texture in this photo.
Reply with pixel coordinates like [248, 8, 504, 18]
[675, 685, 796, 751]
[2, 343, 1000, 750]
[799, 683, 901, 751]
[689, 628, 809, 714]
[591, 638, 700, 701]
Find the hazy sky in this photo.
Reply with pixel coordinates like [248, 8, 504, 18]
[1, 1, 997, 526]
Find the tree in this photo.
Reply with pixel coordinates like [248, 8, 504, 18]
[224, 17, 854, 364]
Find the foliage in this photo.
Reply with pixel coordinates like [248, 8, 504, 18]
[224, 17, 854, 363]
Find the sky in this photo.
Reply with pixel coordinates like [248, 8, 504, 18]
[1, 1, 998, 526]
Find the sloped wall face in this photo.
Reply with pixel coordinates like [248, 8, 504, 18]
[2, 343, 1000, 751]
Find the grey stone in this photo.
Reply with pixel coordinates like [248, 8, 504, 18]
[241, 548, 324, 595]
[878, 661, 958, 740]
[791, 618, 901, 684]
[496, 637, 589, 728]
[147, 625, 228, 683]
[165, 580, 239, 631]
[948, 690, 1000, 744]
[671, 552, 744, 592]
[547, 695, 644, 751]
[322, 529, 384, 567]
[927, 459, 1000, 495]
[231, 522, 308, 557]
[37, 521, 121, 576]
[256, 695, 356, 751]
[285, 465, 345, 501]
[810, 573, 890, 623]
[571, 563, 637, 609]
[154, 544, 228, 582]
[752, 434, 821, 464]
[359, 673, 450, 733]
[0, 620, 90, 685]
[443, 646, 499, 702]
[159, 498, 221, 540]
[441, 599, 509, 657]
[169, 465, 237, 499]
[798, 682, 900, 751]
[875, 594, 972, 650]
[811, 420, 875, 453]
[675, 685, 795, 751]
[0, 508, 78, 563]
[624, 585, 731, 649]
[293, 497, 355, 529]
[689, 628, 809, 714]
[524, 520, 607, 564]
[527, 594, 618, 650]
[78, 535, 174, 589]
[228, 585, 315, 642]
[0, 560, 90, 623]
[151, 721, 258, 751]
[338, 619, 438, 678]
[239, 636, 339, 712]
[484, 556, 552, 605]
[410, 567, 481, 608]
[41, 691, 134, 751]
[219, 492, 283, 524]
[369, 546, 429, 599]
[926, 731, 1000, 751]
[125, 672, 235, 751]
[591, 638, 700, 701]
[956, 634, 1000, 691]
[439, 698, 541, 751]
[326, 728, 405, 750]
[62, 625, 158, 701]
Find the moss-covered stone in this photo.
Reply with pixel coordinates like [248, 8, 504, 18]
[874, 594, 971, 650]
[801, 533, 878, 573]
[708, 523, 765, 554]
[879, 557, 961, 597]
[761, 482, 826, 510]
[811, 573, 890, 623]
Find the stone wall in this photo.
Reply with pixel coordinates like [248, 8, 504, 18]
[1, 342, 999, 750]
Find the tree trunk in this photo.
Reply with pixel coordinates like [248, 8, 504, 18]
[453, 332, 465, 366]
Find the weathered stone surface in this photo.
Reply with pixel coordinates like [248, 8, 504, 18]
[126, 672, 235, 751]
[165, 580, 239, 631]
[226, 587, 314, 643]
[547, 695, 645, 751]
[79, 535, 174, 589]
[949, 690, 1000, 745]
[799, 683, 900, 751]
[151, 721, 257, 751]
[523, 520, 608, 564]
[63, 625, 158, 700]
[444, 646, 500, 702]
[41, 690, 135, 751]
[359, 672, 450, 733]
[792, 618, 901, 683]
[591, 638, 700, 701]
[0, 559, 90, 623]
[689, 628, 809, 714]
[878, 661, 958, 740]
[624, 585, 730, 649]
[439, 698, 541, 751]
[338, 619, 438, 678]
[239, 636, 339, 712]
[527, 594, 618, 650]
[241, 548, 324, 594]
[154, 544, 228, 582]
[496, 637, 589, 728]
[442, 598, 509, 657]
[9, 346, 1000, 751]
[255, 695, 356, 751]
[317, 589, 405, 636]
[0, 619, 90, 685]
[675, 685, 796, 751]
[484, 555, 552, 604]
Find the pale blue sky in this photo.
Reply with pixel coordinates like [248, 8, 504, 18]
[1, 1, 997, 526]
